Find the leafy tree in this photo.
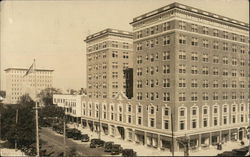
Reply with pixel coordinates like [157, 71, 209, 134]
[37, 88, 62, 106]
[1, 94, 36, 149]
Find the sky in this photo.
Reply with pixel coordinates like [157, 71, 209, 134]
[0, 0, 249, 91]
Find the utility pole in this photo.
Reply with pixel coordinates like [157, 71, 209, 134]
[63, 105, 66, 157]
[171, 113, 174, 157]
[34, 59, 39, 157]
[15, 109, 18, 151]
[98, 103, 101, 140]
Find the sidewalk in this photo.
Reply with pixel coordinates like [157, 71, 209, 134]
[0, 148, 25, 156]
[68, 123, 249, 156]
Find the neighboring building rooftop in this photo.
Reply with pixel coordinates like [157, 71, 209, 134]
[4, 68, 54, 72]
[85, 28, 133, 42]
[130, 2, 249, 28]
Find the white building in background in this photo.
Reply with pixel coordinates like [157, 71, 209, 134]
[4, 68, 54, 104]
[53, 94, 84, 121]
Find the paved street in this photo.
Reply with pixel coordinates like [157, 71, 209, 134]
[40, 127, 109, 156]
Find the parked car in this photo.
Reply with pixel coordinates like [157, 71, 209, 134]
[122, 149, 137, 157]
[104, 141, 114, 152]
[81, 134, 90, 142]
[90, 139, 105, 148]
[111, 144, 123, 155]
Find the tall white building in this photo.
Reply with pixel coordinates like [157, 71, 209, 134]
[5, 68, 54, 104]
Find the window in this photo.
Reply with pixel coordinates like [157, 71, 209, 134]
[179, 78, 186, 87]
[150, 118, 155, 127]
[138, 117, 142, 125]
[240, 35, 245, 42]
[232, 34, 237, 41]
[138, 106, 142, 113]
[137, 43, 142, 50]
[163, 78, 170, 87]
[214, 117, 218, 126]
[137, 92, 142, 100]
[213, 41, 219, 49]
[192, 119, 197, 129]
[202, 67, 209, 75]
[232, 115, 236, 123]
[240, 46, 245, 54]
[232, 44, 237, 52]
[163, 36, 170, 45]
[179, 64, 186, 73]
[223, 31, 228, 39]
[191, 92, 198, 101]
[203, 92, 208, 100]
[179, 50, 186, 60]
[203, 118, 208, 127]
[163, 22, 170, 31]
[163, 51, 170, 60]
[240, 59, 245, 66]
[213, 68, 219, 75]
[164, 108, 169, 116]
[232, 80, 237, 88]
[223, 116, 227, 125]
[191, 66, 198, 74]
[191, 52, 198, 61]
[202, 80, 209, 88]
[202, 54, 208, 62]
[232, 58, 237, 65]
[223, 43, 228, 51]
[223, 92, 228, 100]
[150, 40, 154, 48]
[213, 29, 219, 37]
[191, 37, 198, 46]
[202, 26, 208, 34]
[203, 39, 209, 48]
[191, 24, 198, 32]
[127, 115, 131, 123]
[112, 51, 118, 58]
[179, 92, 186, 101]
[164, 120, 169, 129]
[180, 120, 185, 130]
[179, 35, 186, 44]
[163, 65, 170, 74]
[222, 69, 228, 76]
[163, 92, 170, 102]
[191, 79, 198, 88]
[179, 21, 186, 30]
[213, 92, 218, 100]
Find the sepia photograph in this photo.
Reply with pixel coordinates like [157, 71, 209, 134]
[0, 0, 249, 156]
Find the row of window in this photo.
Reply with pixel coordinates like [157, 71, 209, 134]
[135, 20, 248, 43]
[136, 35, 248, 53]
[136, 91, 247, 101]
[87, 41, 130, 53]
[136, 65, 247, 77]
[136, 51, 248, 65]
[81, 100, 249, 129]
[136, 79, 248, 89]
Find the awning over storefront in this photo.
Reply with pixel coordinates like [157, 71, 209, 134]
[101, 123, 108, 127]
[135, 130, 145, 136]
[160, 135, 171, 141]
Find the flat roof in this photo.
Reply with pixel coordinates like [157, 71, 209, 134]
[130, 2, 249, 28]
[4, 67, 54, 72]
[85, 28, 133, 42]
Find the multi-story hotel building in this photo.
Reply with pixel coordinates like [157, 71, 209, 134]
[84, 28, 133, 99]
[54, 2, 249, 152]
[130, 2, 249, 150]
[5, 68, 54, 104]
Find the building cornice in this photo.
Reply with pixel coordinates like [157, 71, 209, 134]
[130, 2, 249, 30]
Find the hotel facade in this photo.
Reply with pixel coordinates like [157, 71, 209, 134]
[84, 28, 133, 99]
[5, 68, 53, 104]
[54, 2, 249, 152]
